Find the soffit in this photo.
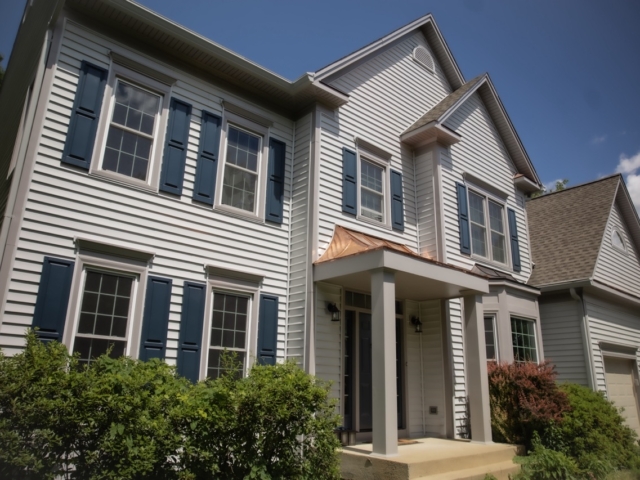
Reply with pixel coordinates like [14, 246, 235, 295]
[527, 175, 620, 287]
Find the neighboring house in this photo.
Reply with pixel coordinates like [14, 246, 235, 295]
[527, 175, 640, 435]
[0, 0, 543, 456]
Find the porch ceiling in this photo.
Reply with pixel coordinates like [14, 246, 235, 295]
[314, 249, 488, 301]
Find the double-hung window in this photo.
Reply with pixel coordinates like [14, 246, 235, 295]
[468, 190, 507, 265]
[484, 315, 497, 361]
[360, 159, 385, 222]
[91, 63, 171, 189]
[511, 317, 538, 363]
[207, 292, 250, 379]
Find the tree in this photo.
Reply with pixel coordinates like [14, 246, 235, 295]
[0, 54, 4, 89]
[531, 178, 568, 198]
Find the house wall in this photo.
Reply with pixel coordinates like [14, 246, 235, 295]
[593, 202, 640, 298]
[415, 147, 438, 258]
[585, 293, 640, 394]
[539, 293, 589, 386]
[0, 17, 293, 364]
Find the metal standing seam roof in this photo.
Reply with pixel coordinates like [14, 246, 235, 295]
[526, 175, 621, 287]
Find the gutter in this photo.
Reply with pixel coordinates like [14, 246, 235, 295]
[570, 287, 597, 390]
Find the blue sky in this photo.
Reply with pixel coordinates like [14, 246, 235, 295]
[2, 0, 640, 210]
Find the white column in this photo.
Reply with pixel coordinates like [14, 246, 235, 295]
[371, 268, 397, 456]
[463, 294, 492, 443]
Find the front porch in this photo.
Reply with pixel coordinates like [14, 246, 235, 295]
[340, 438, 523, 480]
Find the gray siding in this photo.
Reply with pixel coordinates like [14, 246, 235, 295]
[415, 149, 438, 258]
[286, 112, 312, 363]
[539, 296, 588, 386]
[314, 283, 342, 406]
[593, 202, 640, 297]
[0, 20, 293, 363]
[585, 294, 640, 394]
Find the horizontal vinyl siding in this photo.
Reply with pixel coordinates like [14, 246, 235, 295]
[448, 298, 468, 436]
[318, 32, 452, 256]
[286, 112, 311, 364]
[585, 294, 640, 394]
[539, 297, 588, 386]
[593, 203, 640, 297]
[415, 150, 437, 258]
[314, 283, 342, 411]
[0, 21, 294, 364]
[441, 92, 531, 283]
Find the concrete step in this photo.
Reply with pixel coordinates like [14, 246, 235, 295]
[415, 460, 521, 480]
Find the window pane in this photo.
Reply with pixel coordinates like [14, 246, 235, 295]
[361, 189, 383, 221]
[222, 166, 257, 212]
[114, 81, 160, 131]
[469, 192, 485, 225]
[210, 293, 249, 352]
[488, 201, 504, 233]
[511, 318, 537, 363]
[361, 160, 383, 193]
[471, 224, 487, 257]
[484, 316, 496, 361]
[226, 127, 259, 173]
[491, 231, 506, 264]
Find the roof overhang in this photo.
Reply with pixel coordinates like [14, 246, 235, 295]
[514, 174, 540, 193]
[400, 121, 461, 147]
[314, 248, 488, 302]
[536, 279, 640, 308]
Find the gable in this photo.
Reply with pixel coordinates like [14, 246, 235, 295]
[593, 200, 640, 297]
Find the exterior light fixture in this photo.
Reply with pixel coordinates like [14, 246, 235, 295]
[327, 303, 341, 322]
[411, 316, 423, 333]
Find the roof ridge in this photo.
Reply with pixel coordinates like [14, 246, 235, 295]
[529, 173, 621, 201]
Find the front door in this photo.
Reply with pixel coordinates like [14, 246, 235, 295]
[343, 300, 404, 433]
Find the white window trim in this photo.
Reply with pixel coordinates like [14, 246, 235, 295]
[214, 111, 270, 222]
[484, 313, 498, 362]
[200, 268, 262, 380]
[510, 316, 539, 364]
[90, 62, 172, 191]
[466, 183, 511, 269]
[611, 228, 628, 254]
[62, 251, 150, 361]
[356, 147, 392, 229]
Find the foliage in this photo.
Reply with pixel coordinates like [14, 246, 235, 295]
[0, 54, 4, 89]
[513, 433, 581, 480]
[0, 331, 340, 479]
[531, 178, 569, 198]
[551, 384, 640, 472]
[487, 361, 569, 449]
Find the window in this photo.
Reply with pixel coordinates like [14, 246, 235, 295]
[207, 292, 250, 379]
[511, 317, 538, 363]
[484, 315, 497, 361]
[612, 229, 626, 252]
[360, 158, 385, 222]
[216, 112, 269, 220]
[468, 190, 507, 265]
[73, 270, 134, 365]
[91, 63, 171, 189]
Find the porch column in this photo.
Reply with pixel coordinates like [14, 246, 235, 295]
[370, 268, 397, 456]
[463, 294, 492, 443]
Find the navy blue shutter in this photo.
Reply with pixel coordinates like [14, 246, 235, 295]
[32, 257, 75, 343]
[508, 208, 522, 272]
[390, 169, 404, 231]
[61, 61, 108, 169]
[192, 112, 222, 205]
[139, 276, 172, 361]
[257, 294, 278, 365]
[159, 98, 192, 195]
[342, 148, 357, 215]
[456, 183, 471, 255]
[176, 282, 206, 382]
[265, 138, 286, 223]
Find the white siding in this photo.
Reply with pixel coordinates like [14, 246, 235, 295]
[441, 92, 532, 284]
[318, 32, 453, 255]
[585, 294, 640, 394]
[539, 296, 588, 386]
[286, 112, 312, 364]
[448, 298, 468, 435]
[415, 149, 437, 258]
[593, 203, 640, 297]
[314, 283, 342, 407]
[405, 300, 445, 437]
[0, 21, 294, 365]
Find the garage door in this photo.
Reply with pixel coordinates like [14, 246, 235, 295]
[604, 357, 640, 435]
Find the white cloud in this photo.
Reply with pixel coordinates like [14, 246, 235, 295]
[543, 178, 564, 192]
[615, 151, 640, 213]
[616, 151, 640, 175]
[591, 135, 607, 145]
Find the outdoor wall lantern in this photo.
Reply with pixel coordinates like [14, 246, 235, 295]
[327, 303, 341, 322]
[411, 316, 423, 333]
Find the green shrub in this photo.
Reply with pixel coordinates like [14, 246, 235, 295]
[0, 331, 340, 479]
[487, 361, 569, 449]
[513, 434, 581, 480]
[554, 384, 640, 471]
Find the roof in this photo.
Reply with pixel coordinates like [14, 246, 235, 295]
[526, 175, 621, 287]
[401, 74, 541, 186]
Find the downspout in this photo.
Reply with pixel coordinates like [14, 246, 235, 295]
[570, 287, 596, 390]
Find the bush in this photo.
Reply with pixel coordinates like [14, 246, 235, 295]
[487, 361, 569, 449]
[0, 331, 340, 479]
[554, 384, 640, 471]
[513, 433, 581, 480]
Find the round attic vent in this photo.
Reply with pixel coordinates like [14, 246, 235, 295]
[413, 46, 435, 73]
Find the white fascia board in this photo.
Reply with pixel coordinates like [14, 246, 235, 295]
[589, 280, 640, 307]
[400, 122, 462, 147]
[488, 279, 540, 296]
[537, 280, 591, 293]
[615, 180, 640, 254]
[313, 13, 436, 81]
[437, 75, 487, 125]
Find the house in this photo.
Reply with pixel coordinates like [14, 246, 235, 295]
[527, 174, 640, 435]
[0, 0, 543, 458]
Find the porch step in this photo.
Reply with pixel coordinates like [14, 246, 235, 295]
[414, 460, 521, 480]
[340, 439, 522, 480]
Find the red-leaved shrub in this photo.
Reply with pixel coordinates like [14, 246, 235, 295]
[487, 361, 570, 448]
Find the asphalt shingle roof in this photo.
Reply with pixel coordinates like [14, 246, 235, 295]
[526, 175, 620, 287]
